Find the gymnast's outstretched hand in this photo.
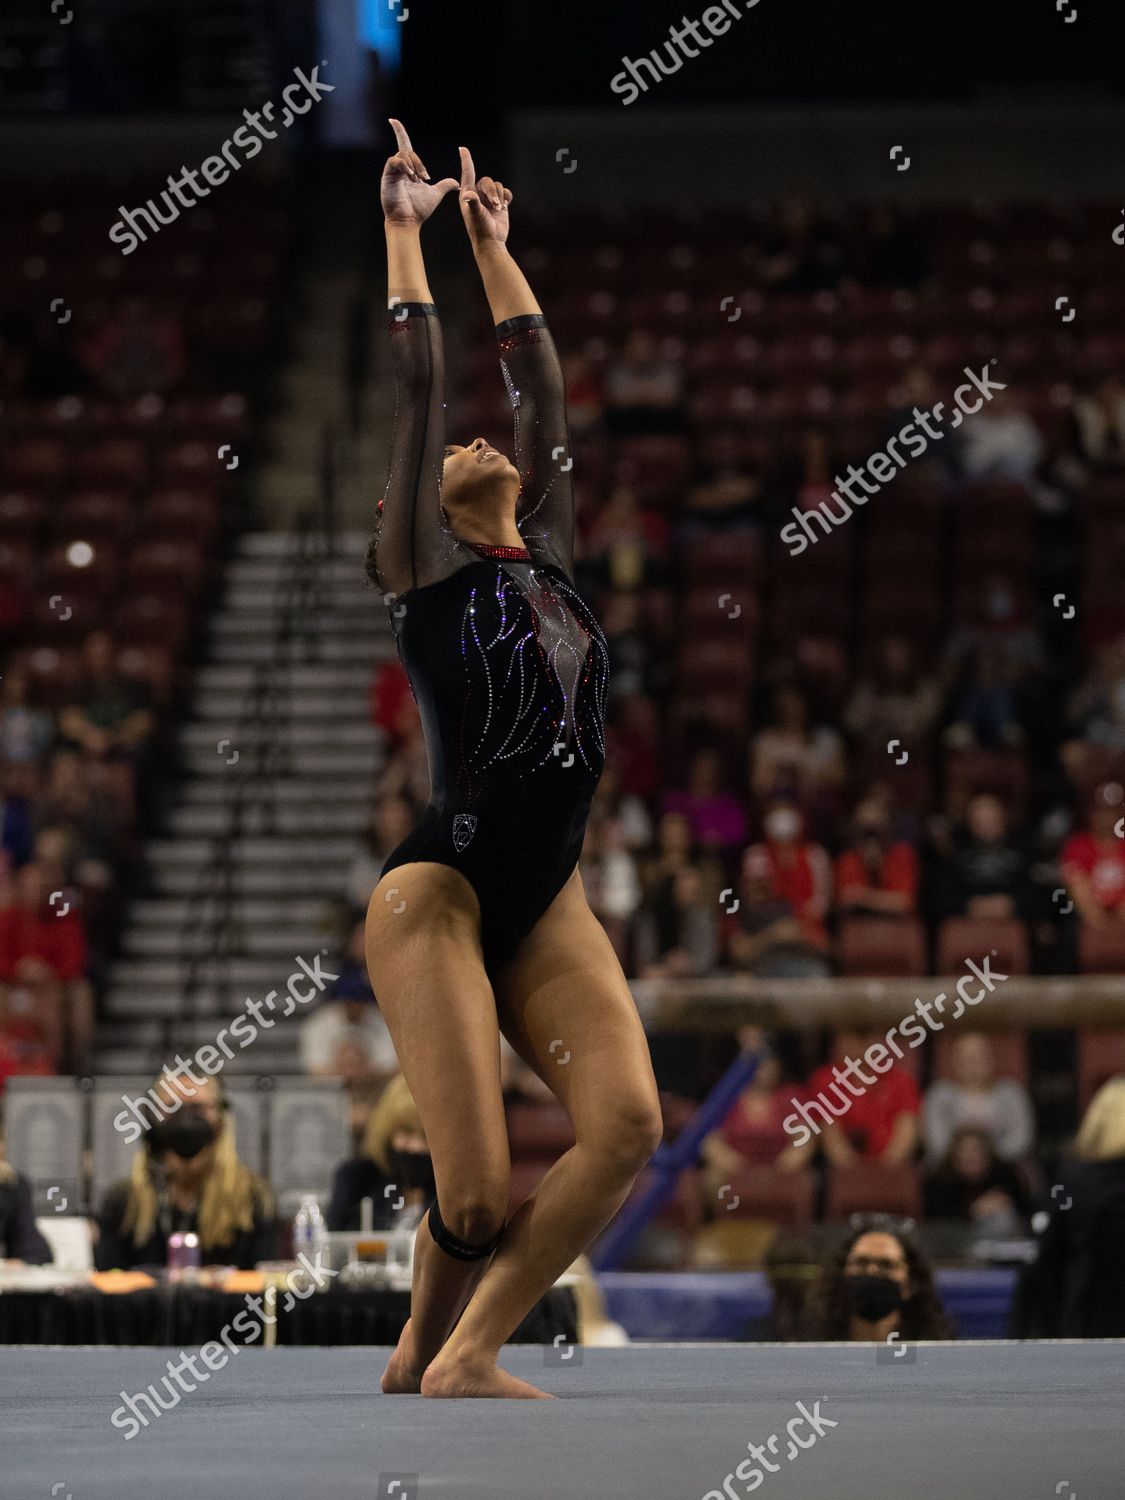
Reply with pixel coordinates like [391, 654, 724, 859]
[381, 118, 458, 227]
[458, 146, 514, 249]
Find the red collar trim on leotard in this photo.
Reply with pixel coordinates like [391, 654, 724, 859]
[465, 541, 532, 562]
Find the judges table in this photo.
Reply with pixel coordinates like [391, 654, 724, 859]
[0, 1267, 577, 1348]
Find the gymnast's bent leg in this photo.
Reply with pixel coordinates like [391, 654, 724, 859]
[420, 868, 663, 1399]
[366, 863, 511, 1394]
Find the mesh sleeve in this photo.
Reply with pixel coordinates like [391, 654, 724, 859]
[497, 313, 575, 576]
[373, 301, 451, 596]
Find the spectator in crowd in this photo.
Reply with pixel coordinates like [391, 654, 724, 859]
[94, 1073, 277, 1270]
[663, 747, 748, 854]
[741, 799, 832, 948]
[751, 684, 845, 806]
[1016, 1078, 1125, 1337]
[599, 591, 653, 700]
[602, 330, 684, 435]
[1, 768, 34, 878]
[844, 636, 944, 761]
[326, 1073, 433, 1232]
[1062, 785, 1125, 927]
[1070, 372, 1125, 471]
[579, 811, 642, 963]
[0, 664, 54, 766]
[788, 425, 840, 517]
[804, 1219, 954, 1341]
[860, 206, 927, 289]
[936, 792, 1033, 922]
[727, 842, 832, 977]
[945, 639, 1025, 749]
[834, 796, 920, 916]
[369, 658, 421, 752]
[702, 1029, 809, 1182]
[0, 860, 91, 1071]
[32, 749, 121, 890]
[375, 716, 431, 806]
[299, 920, 398, 1083]
[805, 1032, 921, 1166]
[343, 796, 415, 911]
[1062, 638, 1125, 768]
[58, 631, 154, 762]
[587, 485, 668, 592]
[0, 1146, 52, 1264]
[684, 428, 763, 526]
[922, 1033, 1035, 1166]
[634, 861, 718, 979]
[758, 199, 848, 295]
[79, 295, 184, 398]
[559, 350, 603, 435]
[605, 694, 661, 802]
[956, 389, 1043, 484]
[923, 1126, 1029, 1235]
[590, 763, 653, 855]
[945, 571, 1044, 684]
[741, 1228, 818, 1341]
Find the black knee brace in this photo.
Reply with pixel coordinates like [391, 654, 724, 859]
[427, 1198, 502, 1262]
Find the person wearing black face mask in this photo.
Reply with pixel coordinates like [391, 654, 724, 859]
[327, 1073, 436, 1232]
[803, 1220, 954, 1343]
[93, 1074, 277, 1271]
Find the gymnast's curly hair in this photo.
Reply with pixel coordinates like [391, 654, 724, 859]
[803, 1220, 955, 1341]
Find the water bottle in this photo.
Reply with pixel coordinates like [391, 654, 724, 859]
[292, 1195, 327, 1265]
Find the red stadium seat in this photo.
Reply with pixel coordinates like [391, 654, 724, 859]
[1077, 922, 1125, 975]
[711, 1163, 816, 1226]
[824, 1163, 922, 1221]
[936, 917, 1030, 977]
[837, 917, 928, 978]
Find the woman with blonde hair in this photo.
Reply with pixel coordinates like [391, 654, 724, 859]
[327, 1073, 435, 1232]
[1015, 1076, 1125, 1337]
[94, 1073, 276, 1270]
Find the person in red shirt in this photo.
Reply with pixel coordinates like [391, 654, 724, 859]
[0, 861, 91, 1071]
[834, 796, 919, 916]
[1062, 787, 1125, 925]
[803, 1031, 921, 1165]
[742, 798, 831, 947]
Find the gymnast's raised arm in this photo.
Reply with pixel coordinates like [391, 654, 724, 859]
[459, 147, 575, 577]
[371, 119, 459, 598]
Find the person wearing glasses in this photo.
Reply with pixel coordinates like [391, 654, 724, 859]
[804, 1216, 954, 1343]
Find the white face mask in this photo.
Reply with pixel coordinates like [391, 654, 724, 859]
[765, 808, 800, 842]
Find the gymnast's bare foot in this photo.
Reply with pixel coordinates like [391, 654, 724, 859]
[420, 1348, 555, 1399]
[381, 1318, 426, 1394]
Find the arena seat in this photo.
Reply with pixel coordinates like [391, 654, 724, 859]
[936, 916, 1031, 976]
[837, 916, 928, 978]
[1077, 922, 1125, 975]
[709, 1163, 816, 1226]
[824, 1162, 923, 1221]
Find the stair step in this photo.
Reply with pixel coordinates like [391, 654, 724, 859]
[166, 806, 366, 836]
[145, 837, 359, 864]
[120, 926, 329, 957]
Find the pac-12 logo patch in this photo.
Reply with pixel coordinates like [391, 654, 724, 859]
[452, 813, 478, 852]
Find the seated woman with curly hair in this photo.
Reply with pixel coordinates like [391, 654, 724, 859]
[803, 1216, 954, 1343]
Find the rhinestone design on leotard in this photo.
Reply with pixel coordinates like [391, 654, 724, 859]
[456, 560, 608, 799]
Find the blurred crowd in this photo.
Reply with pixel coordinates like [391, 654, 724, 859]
[1, 628, 152, 1079]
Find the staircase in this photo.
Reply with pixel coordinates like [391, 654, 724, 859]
[95, 530, 396, 1075]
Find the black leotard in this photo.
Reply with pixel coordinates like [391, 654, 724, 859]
[373, 302, 609, 971]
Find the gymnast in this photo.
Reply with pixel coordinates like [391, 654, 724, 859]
[365, 119, 662, 1398]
